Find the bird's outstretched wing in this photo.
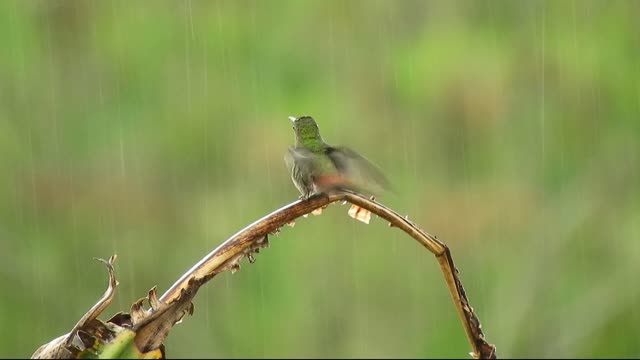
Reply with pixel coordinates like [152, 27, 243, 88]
[326, 146, 392, 195]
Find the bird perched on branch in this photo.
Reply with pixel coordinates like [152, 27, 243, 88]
[284, 115, 391, 224]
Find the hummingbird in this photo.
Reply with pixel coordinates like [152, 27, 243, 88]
[284, 115, 391, 224]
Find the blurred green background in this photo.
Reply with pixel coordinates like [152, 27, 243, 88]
[1, 0, 639, 358]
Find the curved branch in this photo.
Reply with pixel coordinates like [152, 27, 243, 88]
[341, 192, 496, 359]
[157, 191, 497, 359]
[159, 193, 335, 303]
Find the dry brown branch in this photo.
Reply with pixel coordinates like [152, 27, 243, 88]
[32, 256, 120, 359]
[31, 190, 496, 358]
[154, 190, 497, 359]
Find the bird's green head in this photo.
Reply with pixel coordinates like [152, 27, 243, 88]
[289, 116, 325, 149]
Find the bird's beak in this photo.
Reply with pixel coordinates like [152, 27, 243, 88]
[288, 116, 297, 122]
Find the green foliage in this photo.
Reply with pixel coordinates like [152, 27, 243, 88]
[77, 328, 162, 360]
[1, 0, 639, 357]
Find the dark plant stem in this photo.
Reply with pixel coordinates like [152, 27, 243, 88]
[158, 191, 497, 359]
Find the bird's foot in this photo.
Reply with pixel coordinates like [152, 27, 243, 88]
[298, 191, 323, 201]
